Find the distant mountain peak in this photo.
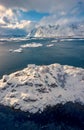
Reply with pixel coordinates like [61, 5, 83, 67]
[27, 22, 84, 38]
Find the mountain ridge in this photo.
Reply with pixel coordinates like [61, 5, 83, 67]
[27, 22, 84, 38]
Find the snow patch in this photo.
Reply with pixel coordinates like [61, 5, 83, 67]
[46, 44, 54, 47]
[9, 48, 23, 53]
[21, 43, 43, 48]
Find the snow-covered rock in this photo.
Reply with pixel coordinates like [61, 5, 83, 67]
[21, 43, 43, 48]
[27, 23, 84, 38]
[46, 44, 54, 47]
[9, 48, 23, 53]
[0, 64, 84, 113]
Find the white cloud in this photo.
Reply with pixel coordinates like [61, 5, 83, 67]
[0, 5, 34, 35]
[0, 18, 5, 25]
[0, 26, 27, 36]
[0, 18, 36, 36]
[0, 0, 84, 36]
[0, 5, 14, 17]
[0, 3, 37, 35]
[38, 15, 70, 26]
[38, 14, 83, 27]
[0, 0, 84, 13]
[5, 20, 31, 29]
[0, 5, 18, 28]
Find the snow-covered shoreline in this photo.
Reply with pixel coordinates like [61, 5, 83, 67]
[9, 48, 23, 53]
[0, 63, 84, 113]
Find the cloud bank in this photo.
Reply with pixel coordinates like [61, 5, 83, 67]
[0, 0, 84, 13]
[0, 0, 84, 36]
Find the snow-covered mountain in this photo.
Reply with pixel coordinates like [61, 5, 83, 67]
[0, 63, 84, 113]
[27, 23, 84, 38]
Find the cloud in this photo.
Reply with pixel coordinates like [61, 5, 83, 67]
[0, 0, 83, 24]
[0, 5, 35, 35]
[0, 26, 27, 36]
[0, 5, 18, 27]
[0, 5, 14, 17]
[0, 0, 84, 13]
[6, 20, 31, 29]
[3, 17, 10, 23]
[0, 0, 84, 36]
[37, 14, 83, 28]
[37, 0, 84, 27]
[38, 15, 69, 26]
[0, 18, 36, 36]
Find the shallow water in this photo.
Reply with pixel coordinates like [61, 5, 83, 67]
[0, 38, 84, 79]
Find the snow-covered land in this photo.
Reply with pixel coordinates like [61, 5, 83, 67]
[9, 48, 23, 53]
[46, 44, 54, 47]
[0, 64, 84, 113]
[21, 43, 43, 48]
[27, 23, 84, 38]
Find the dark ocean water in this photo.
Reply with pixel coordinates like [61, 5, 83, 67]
[0, 38, 84, 130]
[0, 102, 84, 130]
[0, 38, 84, 79]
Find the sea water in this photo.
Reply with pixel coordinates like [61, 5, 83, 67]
[0, 38, 84, 130]
[0, 38, 84, 78]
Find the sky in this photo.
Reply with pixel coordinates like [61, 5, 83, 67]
[0, 0, 84, 36]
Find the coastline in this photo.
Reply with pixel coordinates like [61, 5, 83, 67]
[0, 63, 84, 114]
